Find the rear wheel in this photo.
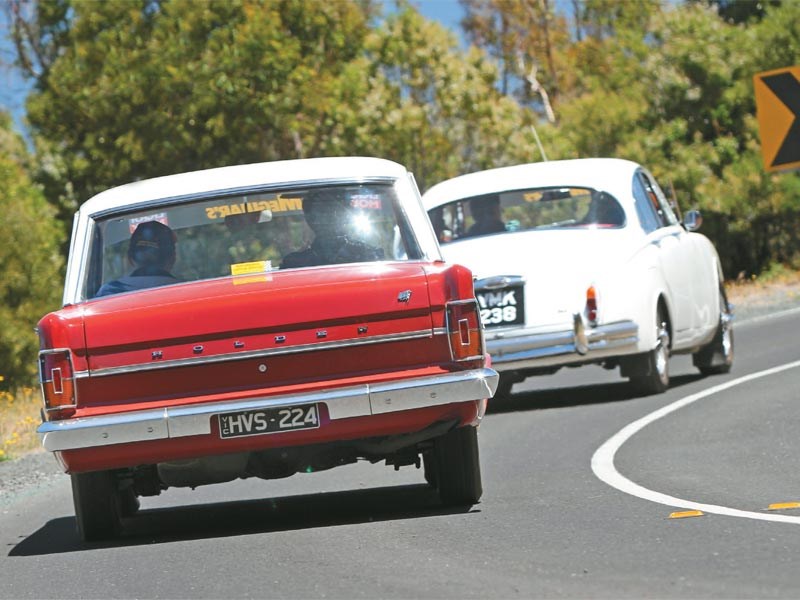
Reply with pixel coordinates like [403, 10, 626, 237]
[432, 426, 483, 505]
[693, 289, 734, 375]
[71, 470, 124, 542]
[494, 376, 514, 399]
[422, 450, 437, 487]
[493, 372, 524, 399]
[629, 306, 670, 395]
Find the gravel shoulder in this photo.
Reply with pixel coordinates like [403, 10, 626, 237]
[725, 277, 800, 322]
[0, 449, 63, 506]
[3, 277, 799, 502]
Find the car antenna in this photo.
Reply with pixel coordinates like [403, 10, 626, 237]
[530, 123, 549, 162]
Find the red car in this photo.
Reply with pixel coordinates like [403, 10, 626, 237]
[37, 157, 498, 541]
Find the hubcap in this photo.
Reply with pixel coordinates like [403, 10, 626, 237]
[655, 320, 669, 382]
[720, 311, 733, 360]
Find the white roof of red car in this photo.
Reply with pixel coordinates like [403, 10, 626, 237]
[80, 156, 410, 216]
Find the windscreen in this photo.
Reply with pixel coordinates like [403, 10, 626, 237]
[429, 186, 625, 244]
[84, 183, 422, 299]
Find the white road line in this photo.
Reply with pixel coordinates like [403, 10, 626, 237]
[591, 359, 800, 524]
[737, 305, 800, 326]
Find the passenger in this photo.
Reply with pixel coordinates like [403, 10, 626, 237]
[95, 221, 180, 297]
[465, 196, 506, 238]
[583, 193, 625, 226]
[281, 189, 384, 268]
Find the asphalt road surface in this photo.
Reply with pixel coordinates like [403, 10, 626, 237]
[2, 307, 800, 599]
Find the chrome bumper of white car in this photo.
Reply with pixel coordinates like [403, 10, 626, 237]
[38, 368, 498, 452]
[485, 316, 638, 371]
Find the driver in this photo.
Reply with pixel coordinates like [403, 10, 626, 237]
[281, 189, 384, 268]
[465, 196, 506, 237]
[95, 220, 180, 297]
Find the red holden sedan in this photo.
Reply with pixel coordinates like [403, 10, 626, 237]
[37, 157, 498, 541]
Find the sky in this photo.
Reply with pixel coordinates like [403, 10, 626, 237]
[409, 0, 464, 30]
[0, 1, 466, 137]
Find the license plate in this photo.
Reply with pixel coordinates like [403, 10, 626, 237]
[218, 404, 319, 439]
[476, 285, 525, 328]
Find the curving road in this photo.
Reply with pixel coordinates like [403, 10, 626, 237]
[2, 307, 800, 599]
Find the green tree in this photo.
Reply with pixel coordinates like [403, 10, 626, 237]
[0, 112, 64, 388]
[15, 0, 376, 207]
[362, 5, 539, 189]
[460, 0, 575, 122]
[12, 0, 535, 204]
[10, 0, 538, 202]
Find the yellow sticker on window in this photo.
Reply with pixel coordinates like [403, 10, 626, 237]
[231, 261, 272, 276]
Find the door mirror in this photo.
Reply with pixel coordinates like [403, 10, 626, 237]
[683, 209, 702, 232]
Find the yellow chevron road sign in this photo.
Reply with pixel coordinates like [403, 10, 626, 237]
[754, 66, 800, 173]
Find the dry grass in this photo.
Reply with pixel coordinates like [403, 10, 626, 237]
[725, 265, 800, 308]
[0, 385, 42, 461]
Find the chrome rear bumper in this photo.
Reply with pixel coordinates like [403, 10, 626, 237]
[486, 316, 638, 371]
[38, 368, 498, 452]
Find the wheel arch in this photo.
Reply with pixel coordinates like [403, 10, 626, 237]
[632, 267, 673, 353]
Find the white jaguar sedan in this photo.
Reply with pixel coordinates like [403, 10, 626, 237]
[422, 158, 733, 396]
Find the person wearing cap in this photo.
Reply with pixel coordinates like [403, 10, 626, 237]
[281, 190, 384, 269]
[95, 221, 180, 297]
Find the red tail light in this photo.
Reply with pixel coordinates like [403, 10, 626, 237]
[446, 300, 484, 361]
[586, 286, 598, 325]
[39, 349, 77, 413]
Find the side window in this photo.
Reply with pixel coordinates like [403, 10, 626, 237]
[642, 171, 679, 226]
[429, 202, 466, 243]
[632, 174, 661, 233]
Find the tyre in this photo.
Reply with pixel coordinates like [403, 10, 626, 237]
[693, 289, 734, 375]
[118, 486, 141, 517]
[71, 470, 123, 542]
[494, 376, 514, 399]
[493, 371, 524, 399]
[432, 426, 483, 505]
[422, 450, 437, 487]
[629, 306, 670, 395]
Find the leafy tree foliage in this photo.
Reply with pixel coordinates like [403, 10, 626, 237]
[12, 0, 535, 198]
[19, 0, 377, 204]
[0, 112, 64, 388]
[362, 5, 539, 189]
[3, 0, 800, 279]
[459, 0, 799, 275]
[689, 0, 782, 24]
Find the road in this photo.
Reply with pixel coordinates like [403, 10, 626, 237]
[2, 308, 800, 599]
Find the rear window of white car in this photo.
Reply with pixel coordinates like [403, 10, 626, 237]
[429, 186, 625, 244]
[83, 183, 423, 300]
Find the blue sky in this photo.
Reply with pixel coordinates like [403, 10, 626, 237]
[0, 1, 465, 135]
[410, 0, 464, 30]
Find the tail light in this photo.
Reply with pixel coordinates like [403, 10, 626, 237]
[446, 300, 484, 362]
[585, 285, 598, 326]
[39, 349, 77, 413]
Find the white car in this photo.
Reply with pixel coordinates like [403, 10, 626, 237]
[422, 158, 733, 396]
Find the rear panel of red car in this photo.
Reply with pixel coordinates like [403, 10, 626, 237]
[38, 262, 485, 472]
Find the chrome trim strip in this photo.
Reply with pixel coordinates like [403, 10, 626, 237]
[370, 368, 497, 414]
[88, 329, 438, 378]
[474, 275, 526, 292]
[486, 320, 639, 368]
[38, 367, 499, 452]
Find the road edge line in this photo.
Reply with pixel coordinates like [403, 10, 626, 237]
[591, 359, 800, 524]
